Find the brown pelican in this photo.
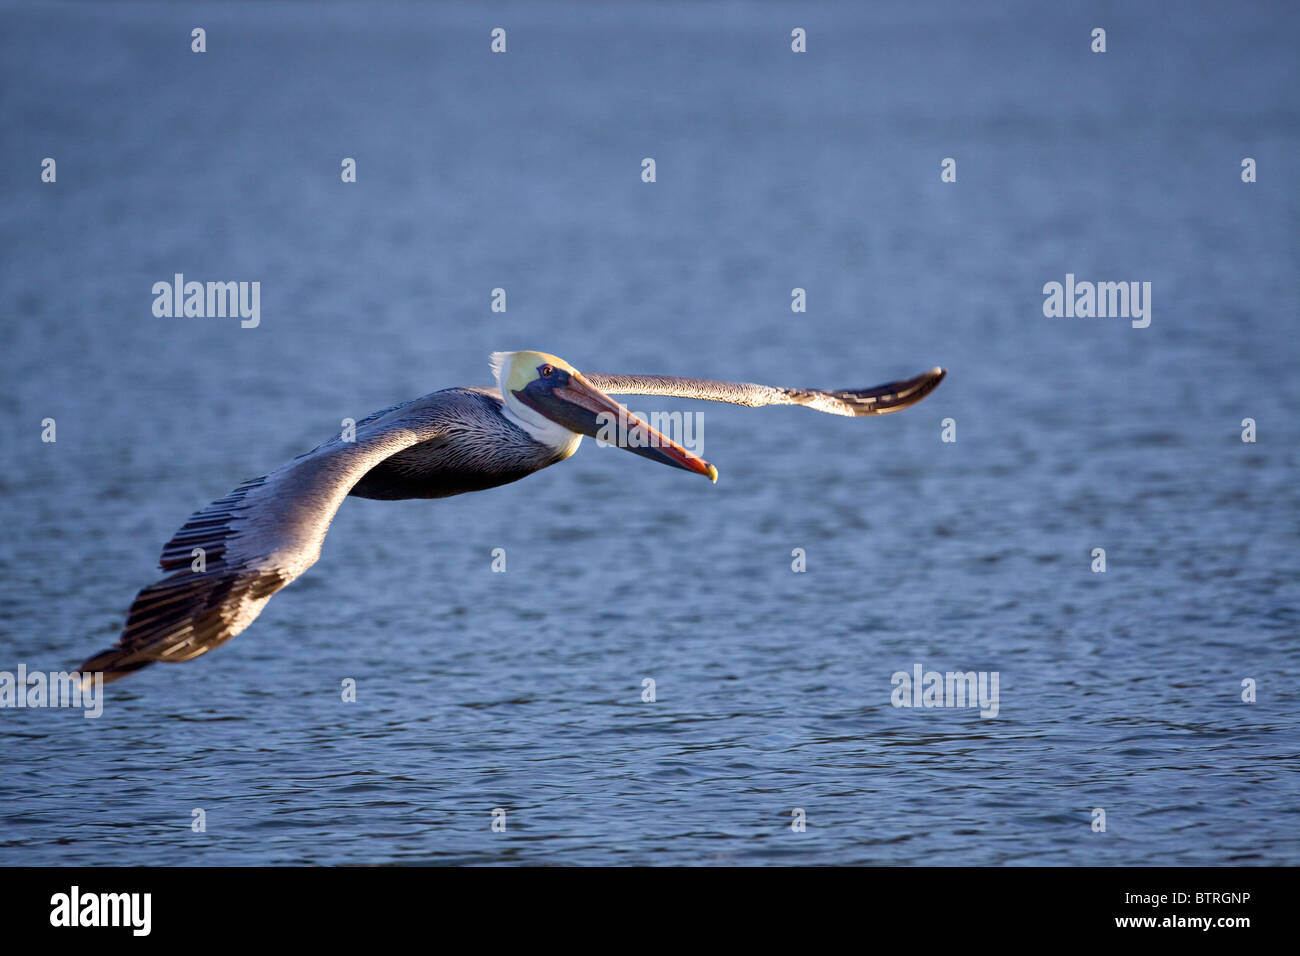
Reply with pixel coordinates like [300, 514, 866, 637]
[78, 351, 945, 685]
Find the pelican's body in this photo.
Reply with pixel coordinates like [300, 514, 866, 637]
[78, 351, 945, 685]
[348, 387, 571, 500]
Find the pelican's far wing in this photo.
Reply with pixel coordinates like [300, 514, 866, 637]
[78, 407, 446, 684]
[582, 367, 946, 418]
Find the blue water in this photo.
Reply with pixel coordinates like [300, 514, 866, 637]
[1, 1, 1297, 865]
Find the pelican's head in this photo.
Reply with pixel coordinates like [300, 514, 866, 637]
[490, 350, 717, 481]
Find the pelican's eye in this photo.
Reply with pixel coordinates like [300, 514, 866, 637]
[539, 364, 555, 378]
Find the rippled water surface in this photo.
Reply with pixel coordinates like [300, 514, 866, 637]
[1, 1, 1297, 865]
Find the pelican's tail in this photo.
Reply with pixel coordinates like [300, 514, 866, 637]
[76, 648, 152, 689]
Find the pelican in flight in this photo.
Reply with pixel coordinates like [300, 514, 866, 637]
[78, 351, 945, 685]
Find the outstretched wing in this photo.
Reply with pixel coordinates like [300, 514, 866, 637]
[79, 405, 446, 684]
[581, 367, 946, 418]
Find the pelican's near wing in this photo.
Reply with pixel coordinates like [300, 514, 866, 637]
[78, 407, 445, 684]
[582, 367, 946, 418]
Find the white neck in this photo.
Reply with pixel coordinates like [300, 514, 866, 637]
[502, 399, 582, 453]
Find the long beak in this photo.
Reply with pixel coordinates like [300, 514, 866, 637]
[516, 372, 718, 482]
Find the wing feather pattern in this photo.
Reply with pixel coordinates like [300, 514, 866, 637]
[581, 367, 946, 417]
[79, 408, 446, 684]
